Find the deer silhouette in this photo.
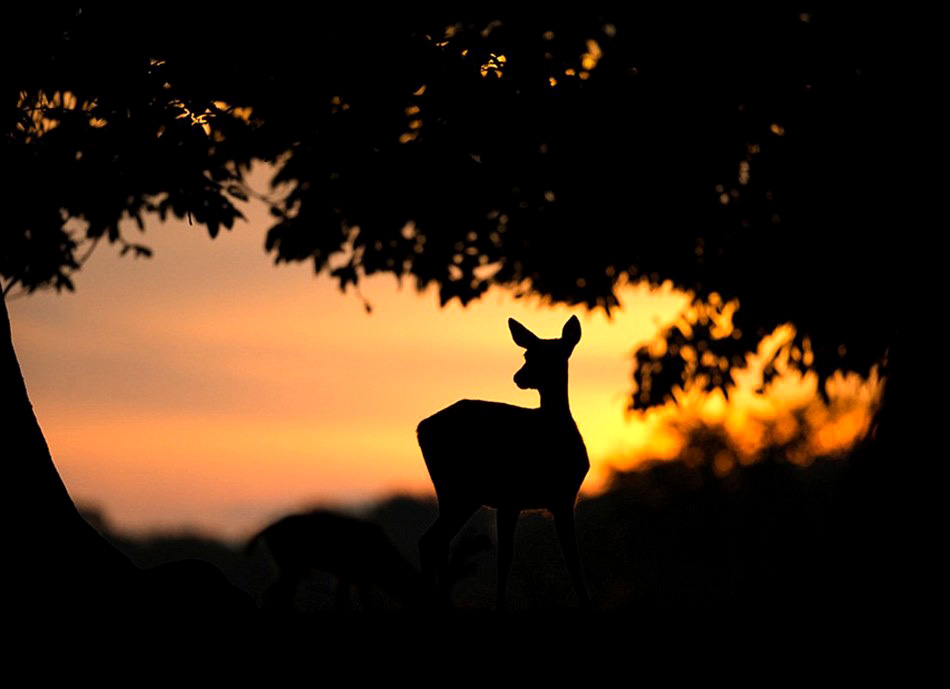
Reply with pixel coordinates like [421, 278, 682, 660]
[248, 510, 429, 611]
[417, 315, 591, 608]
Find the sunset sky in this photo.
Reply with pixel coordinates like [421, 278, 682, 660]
[8, 171, 881, 540]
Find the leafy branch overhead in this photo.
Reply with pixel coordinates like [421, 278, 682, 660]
[3, 8, 905, 407]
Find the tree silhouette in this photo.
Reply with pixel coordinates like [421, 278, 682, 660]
[2, 9, 923, 617]
[4, 8, 915, 399]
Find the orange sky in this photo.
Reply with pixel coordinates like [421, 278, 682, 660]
[8, 176, 881, 540]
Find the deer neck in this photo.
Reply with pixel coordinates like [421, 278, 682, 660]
[538, 378, 572, 418]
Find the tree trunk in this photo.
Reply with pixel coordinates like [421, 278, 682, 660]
[2, 292, 136, 617]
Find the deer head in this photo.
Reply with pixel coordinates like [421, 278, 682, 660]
[509, 315, 581, 392]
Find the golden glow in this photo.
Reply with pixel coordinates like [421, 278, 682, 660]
[401, 97, 424, 141]
[580, 39, 603, 71]
[166, 99, 257, 136]
[481, 20, 503, 39]
[607, 317, 884, 487]
[739, 160, 750, 185]
[480, 53, 506, 78]
[213, 101, 254, 122]
[713, 450, 735, 477]
[15, 90, 108, 141]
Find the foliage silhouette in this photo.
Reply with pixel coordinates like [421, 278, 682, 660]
[2, 8, 914, 408]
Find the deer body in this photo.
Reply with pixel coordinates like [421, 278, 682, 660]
[417, 316, 591, 608]
[419, 400, 588, 512]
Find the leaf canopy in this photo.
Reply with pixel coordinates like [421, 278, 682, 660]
[3, 8, 914, 407]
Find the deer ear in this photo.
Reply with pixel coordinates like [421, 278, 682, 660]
[509, 318, 540, 349]
[561, 315, 581, 351]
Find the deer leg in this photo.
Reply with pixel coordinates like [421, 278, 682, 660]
[553, 506, 591, 608]
[496, 507, 519, 610]
[419, 502, 477, 593]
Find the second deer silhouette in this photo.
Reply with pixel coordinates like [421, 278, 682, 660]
[248, 510, 428, 611]
[417, 315, 591, 608]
